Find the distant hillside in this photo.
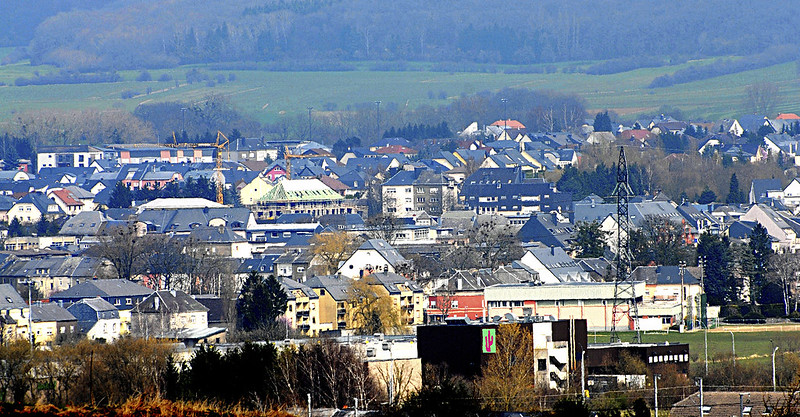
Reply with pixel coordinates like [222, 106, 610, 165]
[7, 0, 800, 71]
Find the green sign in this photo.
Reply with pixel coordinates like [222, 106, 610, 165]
[482, 329, 496, 353]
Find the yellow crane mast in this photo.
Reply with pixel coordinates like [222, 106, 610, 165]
[168, 131, 229, 204]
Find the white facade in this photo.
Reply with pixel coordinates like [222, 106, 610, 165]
[383, 185, 414, 215]
[86, 317, 122, 342]
[37, 148, 104, 173]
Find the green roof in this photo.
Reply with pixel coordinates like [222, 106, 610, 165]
[259, 179, 343, 202]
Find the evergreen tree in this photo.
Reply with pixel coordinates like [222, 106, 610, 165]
[7, 218, 23, 237]
[746, 223, 773, 304]
[236, 271, 288, 332]
[573, 221, 609, 258]
[593, 111, 613, 132]
[697, 233, 735, 305]
[108, 181, 133, 208]
[697, 187, 717, 204]
[725, 173, 746, 204]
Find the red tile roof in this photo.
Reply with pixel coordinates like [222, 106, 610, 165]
[51, 189, 83, 207]
[374, 145, 418, 154]
[776, 113, 800, 120]
[490, 119, 526, 129]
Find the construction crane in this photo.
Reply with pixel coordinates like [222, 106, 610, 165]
[168, 131, 229, 204]
[283, 145, 319, 180]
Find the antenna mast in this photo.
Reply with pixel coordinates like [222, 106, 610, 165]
[610, 146, 641, 343]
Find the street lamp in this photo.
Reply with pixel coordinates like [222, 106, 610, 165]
[654, 373, 661, 417]
[729, 330, 736, 370]
[739, 392, 750, 417]
[773, 346, 780, 391]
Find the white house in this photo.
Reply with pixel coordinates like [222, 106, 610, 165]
[67, 297, 122, 343]
[337, 239, 408, 279]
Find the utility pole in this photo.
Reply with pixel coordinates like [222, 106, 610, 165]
[307, 393, 311, 417]
[307, 107, 313, 140]
[501, 98, 508, 130]
[181, 107, 187, 135]
[375, 100, 382, 140]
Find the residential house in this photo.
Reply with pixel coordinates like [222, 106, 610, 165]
[239, 176, 273, 205]
[632, 265, 703, 331]
[368, 272, 425, 325]
[8, 192, 64, 224]
[517, 212, 575, 248]
[186, 226, 251, 258]
[750, 178, 783, 205]
[67, 297, 122, 342]
[337, 239, 408, 279]
[461, 167, 571, 216]
[0, 284, 30, 344]
[281, 278, 326, 336]
[47, 186, 97, 215]
[518, 246, 590, 283]
[30, 303, 78, 346]
[37, 145, 104, 173]
[739, 204, 800, 252]
[304, 274, 353, 332]
[382, 169, 456, 217]
[50, 279, 153, 310]
[130, 290, 210, 338]
[275, 249, 318, 282]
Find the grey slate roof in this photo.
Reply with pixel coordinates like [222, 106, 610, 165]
[304, 275, 353, 301]
[50, 279, 153, 300]
[281, 278, 318, 300]
[59, 211, 107, 236]
[357, 239, 407, 266]
[631, 265, 700, 285]
[187, 226, 247, 243]
[31, 303, 76, 322]
[0, 284, 27, 310]
[368, 271, 422, 294]
[136, 290, 209, 314]
[137, 207, 251, 233]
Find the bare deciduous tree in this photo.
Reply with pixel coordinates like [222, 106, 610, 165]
[745, 82, 779, 115]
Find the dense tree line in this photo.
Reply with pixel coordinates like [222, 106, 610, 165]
[383, 122, 451, 141]
[557, 163, 649, 201]
[649, 45, 799, 88]
[12, 1, 800, 71]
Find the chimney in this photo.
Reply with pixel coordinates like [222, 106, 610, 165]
[154, 296, 160, 310]
[551, 246, 555, 256]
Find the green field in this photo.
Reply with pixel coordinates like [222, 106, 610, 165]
[592, 327, 800, 365]
[1, 57, 799, 127]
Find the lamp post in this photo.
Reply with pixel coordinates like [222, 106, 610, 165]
[773, 346, 780, 391]
[696, 377, 704, 417]
[729, 330, 736, 370]
[581, 350, 586, 400]
[679, 261, 685, 333]
[654, 373, 661, 417]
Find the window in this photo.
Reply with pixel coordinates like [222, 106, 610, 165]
[126, 298, 132, 305]
[538, 359, 547, 371]
[451, 300, 458, 308]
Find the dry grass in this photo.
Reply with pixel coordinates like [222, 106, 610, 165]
[0, 397, 296, 417]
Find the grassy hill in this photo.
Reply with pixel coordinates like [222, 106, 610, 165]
[0, 57, 798, 128]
